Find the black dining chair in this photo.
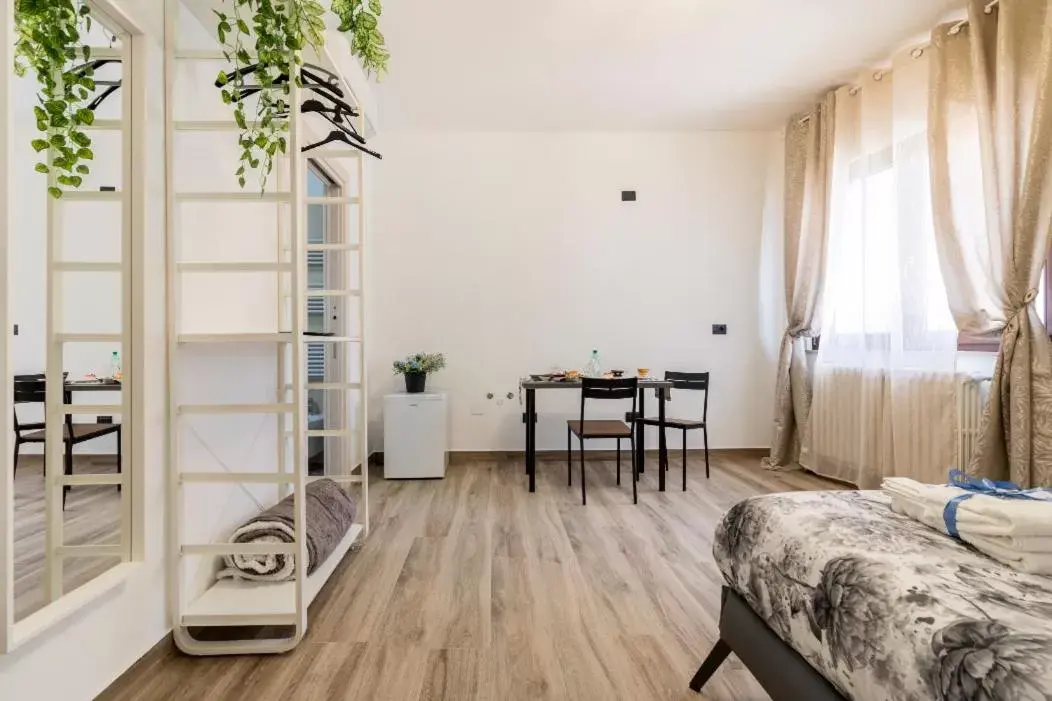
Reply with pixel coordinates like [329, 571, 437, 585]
[567, 376, 639, 505]
[635, 371, 709, 491]
[13, 374, 122, 508]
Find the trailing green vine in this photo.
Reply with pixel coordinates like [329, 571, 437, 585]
[214, 0, 388, 191]
[331, 0, 389, 77]
[14, 0, 98, 199]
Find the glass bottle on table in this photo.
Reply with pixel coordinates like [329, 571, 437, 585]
[110, 350, 122, 382]
[585, 349, 602, 378]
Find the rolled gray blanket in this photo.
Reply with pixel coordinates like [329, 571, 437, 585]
[218, 478, 357, 582]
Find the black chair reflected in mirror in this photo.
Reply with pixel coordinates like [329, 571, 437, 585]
[635, 371, 709, 491]
[567, 377, 639, 505]
[13, 374, 122, 509]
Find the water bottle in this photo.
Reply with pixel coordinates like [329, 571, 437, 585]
[110, 350, 121, 380]
[586, 349, 602, 378]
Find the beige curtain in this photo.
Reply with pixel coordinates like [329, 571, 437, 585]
[810, 51, 959, 489]
[766, 92, 835, 469]
[929, 0, 1052, 486]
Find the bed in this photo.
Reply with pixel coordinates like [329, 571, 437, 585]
[690, 491, 1052, 701]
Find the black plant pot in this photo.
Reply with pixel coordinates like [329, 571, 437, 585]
[404, 371, 427, 394]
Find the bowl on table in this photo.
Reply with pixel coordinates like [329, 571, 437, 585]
[637, 368, 650, 378]
[609, 370, 624, 378]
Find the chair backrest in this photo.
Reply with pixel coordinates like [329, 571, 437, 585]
[665, 371, 709, 421]
[13, 375, 46, 434]
[13, 375, 46, 405]
[580, 376, 638, 424]
[13, 374, 74, 434]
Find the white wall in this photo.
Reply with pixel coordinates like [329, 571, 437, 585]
[0, 1, 169, 698]
[368, 130, 778, 452]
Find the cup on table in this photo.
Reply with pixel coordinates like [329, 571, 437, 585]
[637, 368, 650, 378]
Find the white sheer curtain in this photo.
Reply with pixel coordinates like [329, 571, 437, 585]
[809, 49, 960, 488]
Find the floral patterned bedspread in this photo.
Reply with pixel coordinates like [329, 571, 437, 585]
[713, 491, 1052, 701]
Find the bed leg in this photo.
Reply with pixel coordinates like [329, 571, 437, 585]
[689, 639, 732, 693]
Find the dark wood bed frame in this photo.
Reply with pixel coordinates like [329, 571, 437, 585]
[689, 587, 848, 701]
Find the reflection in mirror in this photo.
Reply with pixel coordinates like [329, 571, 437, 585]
[10, 9, 130, 622]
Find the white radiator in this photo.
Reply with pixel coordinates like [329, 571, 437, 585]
[956, 375, 991, 471]
[803, 366, 969, 487]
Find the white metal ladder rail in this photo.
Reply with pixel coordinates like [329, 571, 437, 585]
[43, 36, 134, 609]
[164, 0, 368, 656]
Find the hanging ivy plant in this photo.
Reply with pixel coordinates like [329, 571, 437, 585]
[331, 0, 389, 76]
[14, 0, 98, 199]
[214, 0, 388, 191]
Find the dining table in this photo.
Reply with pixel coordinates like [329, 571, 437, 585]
[520, 377, 673, 493]
[64, 379, 122, 412]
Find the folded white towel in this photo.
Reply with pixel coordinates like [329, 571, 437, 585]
[888, 491, 1052, 574]
[883, 477, 1052, 538]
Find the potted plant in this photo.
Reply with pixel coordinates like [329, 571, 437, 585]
[393, 352, 446, 394]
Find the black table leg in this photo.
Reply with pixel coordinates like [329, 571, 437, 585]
[526, 388, 536, 493]
[636, 387, 646, 475]
[658, 387, 666, 492]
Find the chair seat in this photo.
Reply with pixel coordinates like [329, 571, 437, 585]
[22, 423, 120, 442]
[568, 419, 633, 438]
[635, 416, 706, 430]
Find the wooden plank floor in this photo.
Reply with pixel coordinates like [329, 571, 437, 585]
[14, 455, 122, 621]
[99, 451, 841, 701]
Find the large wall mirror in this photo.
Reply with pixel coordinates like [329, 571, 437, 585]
[6, 1, 135, 633]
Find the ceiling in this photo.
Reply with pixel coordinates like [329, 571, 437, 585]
[374, 0, 964, 131]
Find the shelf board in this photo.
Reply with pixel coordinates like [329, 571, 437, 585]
[181, 524, 363, 626]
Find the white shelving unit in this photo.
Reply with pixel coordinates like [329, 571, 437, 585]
[164, 0, 369, 656]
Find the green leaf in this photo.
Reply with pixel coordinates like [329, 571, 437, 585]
[236, 18, 250, 34]
[48, 187, 63, 199]
[234, 110, 247, 129]
[76, 164, 90, 174]
[368, 0, 382, 15]
[238, 176, 247, 188]
[221, 89, 232, 105]
[49, 133, 67, 147]
[77, 147, 94, 160]
[31, 138, 50, 152]
[71, 131, 91, 147]
[35, 163, 49, 174]
[82, 45, 91, 61]
[216, 71, 229, 86]
[76, 108, 95, 125]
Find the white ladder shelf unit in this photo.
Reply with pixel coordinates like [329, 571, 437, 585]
[164, 0, 369, 656]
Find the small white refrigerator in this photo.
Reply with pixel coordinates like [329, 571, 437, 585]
[383, 392, 449, 479]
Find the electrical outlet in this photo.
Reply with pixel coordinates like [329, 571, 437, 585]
[712, 324, 728, 336]
[12, 324, 17, 336]
[621, 190, 637, 202]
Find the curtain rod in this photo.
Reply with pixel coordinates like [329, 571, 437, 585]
[949, 0, 1000, 36]
[796, 0, 1000, 125]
